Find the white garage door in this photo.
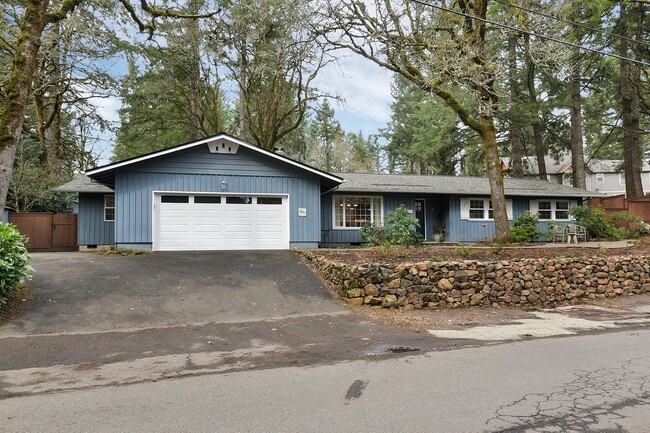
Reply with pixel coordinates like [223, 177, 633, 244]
[154, 194, 289, 251]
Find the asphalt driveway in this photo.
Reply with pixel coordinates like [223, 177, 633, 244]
[0, 251, 347, 337]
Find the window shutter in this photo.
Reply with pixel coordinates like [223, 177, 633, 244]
[460, 198, 470, 220]
[506, 200, 513, 220]
[529, 200, 538, 215]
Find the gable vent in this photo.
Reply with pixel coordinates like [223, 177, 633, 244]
[207, 139, 239, 154]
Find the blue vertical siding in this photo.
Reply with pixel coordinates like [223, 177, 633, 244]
[1, 208, 7, 224]
[114, 172, 321, 246]
[108, 143, 325, 247]
[78, 193, 114, 245]
[321, 192, 450, 244]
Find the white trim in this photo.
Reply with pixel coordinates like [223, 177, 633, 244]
[332, 195, 383, 230]
[86, 134, 343, 183]
[534, 199, 572, 221]
[151, 190, 290, 251]
[462, 197, 513, 221]
[104, 194, 115, 222]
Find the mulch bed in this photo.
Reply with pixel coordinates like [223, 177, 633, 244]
[316, 239, 650, 266]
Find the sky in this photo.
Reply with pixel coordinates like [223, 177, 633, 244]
[91, 52, 395, 164]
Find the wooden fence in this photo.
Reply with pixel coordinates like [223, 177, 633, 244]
[8, 213, 78, 252]
[586, 194, 650, 223]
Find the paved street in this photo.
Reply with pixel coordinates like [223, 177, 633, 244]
[1, 251, 650, 432]
[2, 330, 649, 433]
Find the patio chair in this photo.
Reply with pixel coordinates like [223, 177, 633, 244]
[552, 225, 567, 243]
[568, 224, 587, 243]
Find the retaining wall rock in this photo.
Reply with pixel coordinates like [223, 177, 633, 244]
[303, 252, 650, 309]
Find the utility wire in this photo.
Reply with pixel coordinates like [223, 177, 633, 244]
[406, 0, 650, 67]
[493, 0, 650, 49]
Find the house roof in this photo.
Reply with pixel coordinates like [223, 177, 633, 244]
[504, 155, 650, 175]
[85, 133, 343, 187]
[56, 175, 114, 193]
[333, 172, 600, 198]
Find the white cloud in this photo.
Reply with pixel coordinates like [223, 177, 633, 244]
[90, 95, 122, 124]
[315, 53, 394, 135]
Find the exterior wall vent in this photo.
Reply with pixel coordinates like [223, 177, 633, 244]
[207, 139, 239, 154]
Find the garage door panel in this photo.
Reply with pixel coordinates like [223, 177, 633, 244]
[156, 194, 288, 251]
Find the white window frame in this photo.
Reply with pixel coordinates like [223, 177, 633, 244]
[104, 194, 115, 222]
[619, 173, 626, 185]
[595, 173, 604, 183]
[461, 198, 513, 221]
[530, 199, 575, 221]
[333, 195, 383, 229]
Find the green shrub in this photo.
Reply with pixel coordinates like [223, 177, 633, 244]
[570, 206, 619, 240]
[361, 204, 422, 247]
[0, 224, 32, 305]
[385, 204, 423, 247]
[510, 211, 543, 243]
[360, 223, 385, 246]
[454, 245, 474, 258]
[609, 211, 645, 239]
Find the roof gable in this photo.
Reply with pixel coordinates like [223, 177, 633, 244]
[86, 133, 342, 185]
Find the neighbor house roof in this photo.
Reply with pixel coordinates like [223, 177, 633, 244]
[333, 172, 600, 198]
[85, 133, 343, 187]
[504, 155, 650, 175]
[56, 175, 114, 193]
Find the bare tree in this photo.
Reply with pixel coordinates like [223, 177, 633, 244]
[323, 0, 511, 242]
[0, 0, 218, 210]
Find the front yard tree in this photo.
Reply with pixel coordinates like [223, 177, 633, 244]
[325, 0, 511, 242]
[0, 0, 217, 211]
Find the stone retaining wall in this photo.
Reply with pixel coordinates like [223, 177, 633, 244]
[304, 252, 650, 309]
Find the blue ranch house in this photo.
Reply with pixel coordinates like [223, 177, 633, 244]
[57, 133, 596, 251]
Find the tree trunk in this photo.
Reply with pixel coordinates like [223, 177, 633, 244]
[620, 1, 644, 198]
[524, 36, 547, 181]
[508, 36, 524, 178]
[569, 51, 586, 190]
[0, 0, 51, 211]
[480, 116, 510, 244]
[238, 45, 247, 140]
[188, 15, 204, 140]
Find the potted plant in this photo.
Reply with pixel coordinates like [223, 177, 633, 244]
[433, 225, 446, 243]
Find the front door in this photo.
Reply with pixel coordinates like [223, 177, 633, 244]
[414, 199, 426, 239]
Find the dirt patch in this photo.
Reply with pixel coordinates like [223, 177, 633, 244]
[0, 284, 32, 325]
[348, 294, 650, 334]
[317, 240, 649, 266]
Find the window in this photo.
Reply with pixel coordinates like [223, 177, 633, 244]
[596, 173, 604, 183]
[226, 196, 252, 204]
[194, 196, 221, 204]
[563, 172, 573, 186]
[104, 194, 115, 222]
[619, 173, 626, 185]
[532, 200, 571, 221]
[469, 199, 485, 219]
[257, 197, 282, 205]
[161, 195, 189, 203]
[466, 198, 498, 220]
[334, 196, 382, 229]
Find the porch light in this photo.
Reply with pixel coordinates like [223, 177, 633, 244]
[221, 180, 227, 190]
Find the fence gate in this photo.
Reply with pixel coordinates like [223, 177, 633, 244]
[8, 213, 78, 252]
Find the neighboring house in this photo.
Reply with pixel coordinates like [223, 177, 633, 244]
[504, 154, 650, 196]
[57, 133, 596, 250]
